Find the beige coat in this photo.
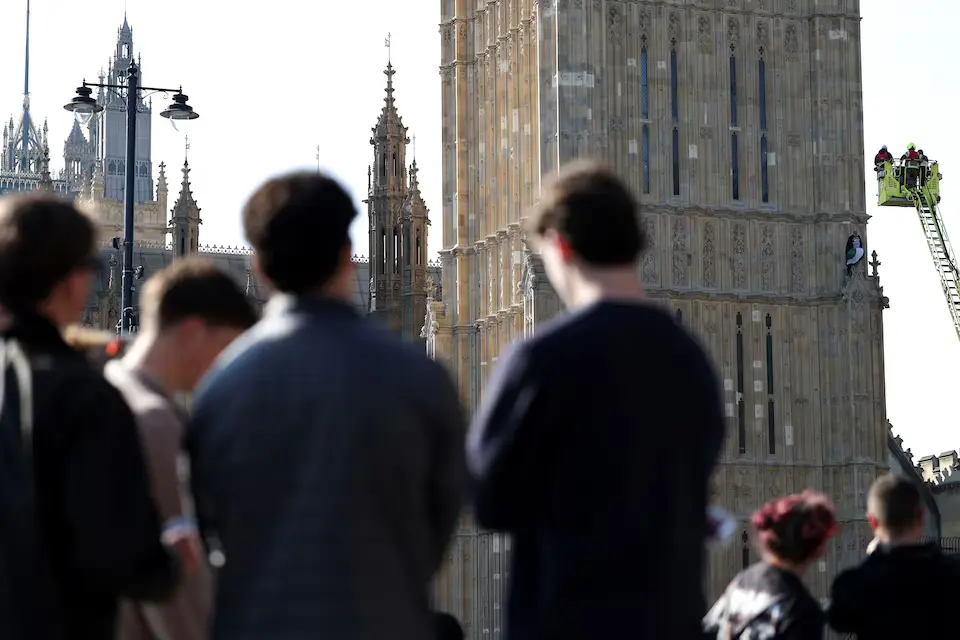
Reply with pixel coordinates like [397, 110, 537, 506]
[105, 360, 212, 640]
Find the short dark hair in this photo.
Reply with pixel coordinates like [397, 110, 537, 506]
[751, 490, 838, 564]
[242, 171, 356, 294]
[140, 258, 258, 332]
[435, 612, 464, 640]
[868, 474, 923, 535]
[0, 194, 97, 313]
[526, 161, 646, 266]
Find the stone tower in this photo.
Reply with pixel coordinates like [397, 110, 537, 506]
[170, 158, 201, 258]
[100, 16, 154, 203]
[365, 58, 430, 344]
[434, 0, 886, 635]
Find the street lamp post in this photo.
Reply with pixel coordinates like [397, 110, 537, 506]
[65, 62, 198, 335]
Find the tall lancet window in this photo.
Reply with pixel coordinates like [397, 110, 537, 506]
[759, 50, 769, 203]
[393, 228, 400, 274]
[380, 229, 387, 274]
[736, 312, 746, 454]
[641, 41, 650, 194]
[742, 531, 751, 569]
[416, 231, 423, 266]
[766, 314, 776, 455]
[675, 308, 682, 324]
[670, 42, 680, 197]
[730, 49, 740, 201]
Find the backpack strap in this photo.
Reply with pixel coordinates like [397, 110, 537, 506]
[0, 338, 33, 454]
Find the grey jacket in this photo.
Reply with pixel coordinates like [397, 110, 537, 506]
[186, 295, 467, 640]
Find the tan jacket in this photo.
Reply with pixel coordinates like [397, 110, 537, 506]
[105, 360, 212, 640]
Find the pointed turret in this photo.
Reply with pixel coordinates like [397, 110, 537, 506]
[364, 50, 426, 345]
[38, 144, 52, 191]
[170, 158, 201, 258]
[156, 161, 168, 214]
[92, 160, 105, 200]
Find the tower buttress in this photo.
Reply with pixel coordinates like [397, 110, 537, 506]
[401, 155, 430, 346]
[364, 53, 411, 335]
[169, 158, 201, 258]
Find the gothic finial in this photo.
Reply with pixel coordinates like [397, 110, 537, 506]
[425, 276, 436, 300]
[38, 143, 52, 190]
[385, 32, 392, 64]
[870, 250, 880, 277]
[316, 145, 320, 173]
[412, 133, 416, 160]
[184, 135, 189, 163]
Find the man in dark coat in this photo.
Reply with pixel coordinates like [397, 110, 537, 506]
[0, 194, 182, 639]
[467, 162, 725, 640]
[187, 172, 467, 639]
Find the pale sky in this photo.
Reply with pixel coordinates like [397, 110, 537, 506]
[1, 0, 955, 458]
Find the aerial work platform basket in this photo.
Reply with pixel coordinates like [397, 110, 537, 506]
[877, 159, 941, 207]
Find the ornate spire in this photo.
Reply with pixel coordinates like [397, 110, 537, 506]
[92, 160, 104, 189]
[38, 143, 51, 190]
[156, 161, 167, 195]
[171, 158, 200, 217]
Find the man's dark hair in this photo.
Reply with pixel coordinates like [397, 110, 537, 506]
[242, 171, 356, 294]
[435, 612, 464, 640]
[526, 160, 646, 266]
[0, 194, 97, 313]
[140, 258, 258, 332]
[868, 474, 923, 535]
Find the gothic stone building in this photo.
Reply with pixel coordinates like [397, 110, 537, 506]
[430, 0, 885, 636]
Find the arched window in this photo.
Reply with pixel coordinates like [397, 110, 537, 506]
[670, 43, 680, 197]
[741, 531, 750, 569]
[379, 229, 387, 274]
[730, 51, 740, 200]
[736, 312, 746, 454]
[393, 227, 400, 273]
[759, 52, 769, 203]
[640, 42, 650, 195]
[416, 231, 423, 266]
[766, 314, 776, 454]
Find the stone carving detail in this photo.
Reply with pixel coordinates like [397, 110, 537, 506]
[785, 0, 797, 10]
[790, 227, 805, 294]
[760, 224, 776, 292]
[728, 18, 740, 50]
[700, 126, 713, 139]
[672, 217, 690, 287]
[642, 216, 658, 285]
[787, 133, 801, 147]
[702, 221, 717, 288]
[607, 6, 622, 45]
[698, 16, 713, 54]
[757, 0, 768, 9]
[732, 222, 746, 290]
[608, 117, 624, 133]
[785, 24, 799, 62]
[668, 12, 681, 42]
[639, 8, 651, 35]
[757, 20, 769, 49]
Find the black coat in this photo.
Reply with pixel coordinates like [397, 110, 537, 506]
[0, 313, 178, 639]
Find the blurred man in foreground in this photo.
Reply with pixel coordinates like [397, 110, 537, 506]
[107, 258, 257, 640]
[187, 172, 467, 638]
[0, 194, 182, 639]
[468, 162, 725, 639]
